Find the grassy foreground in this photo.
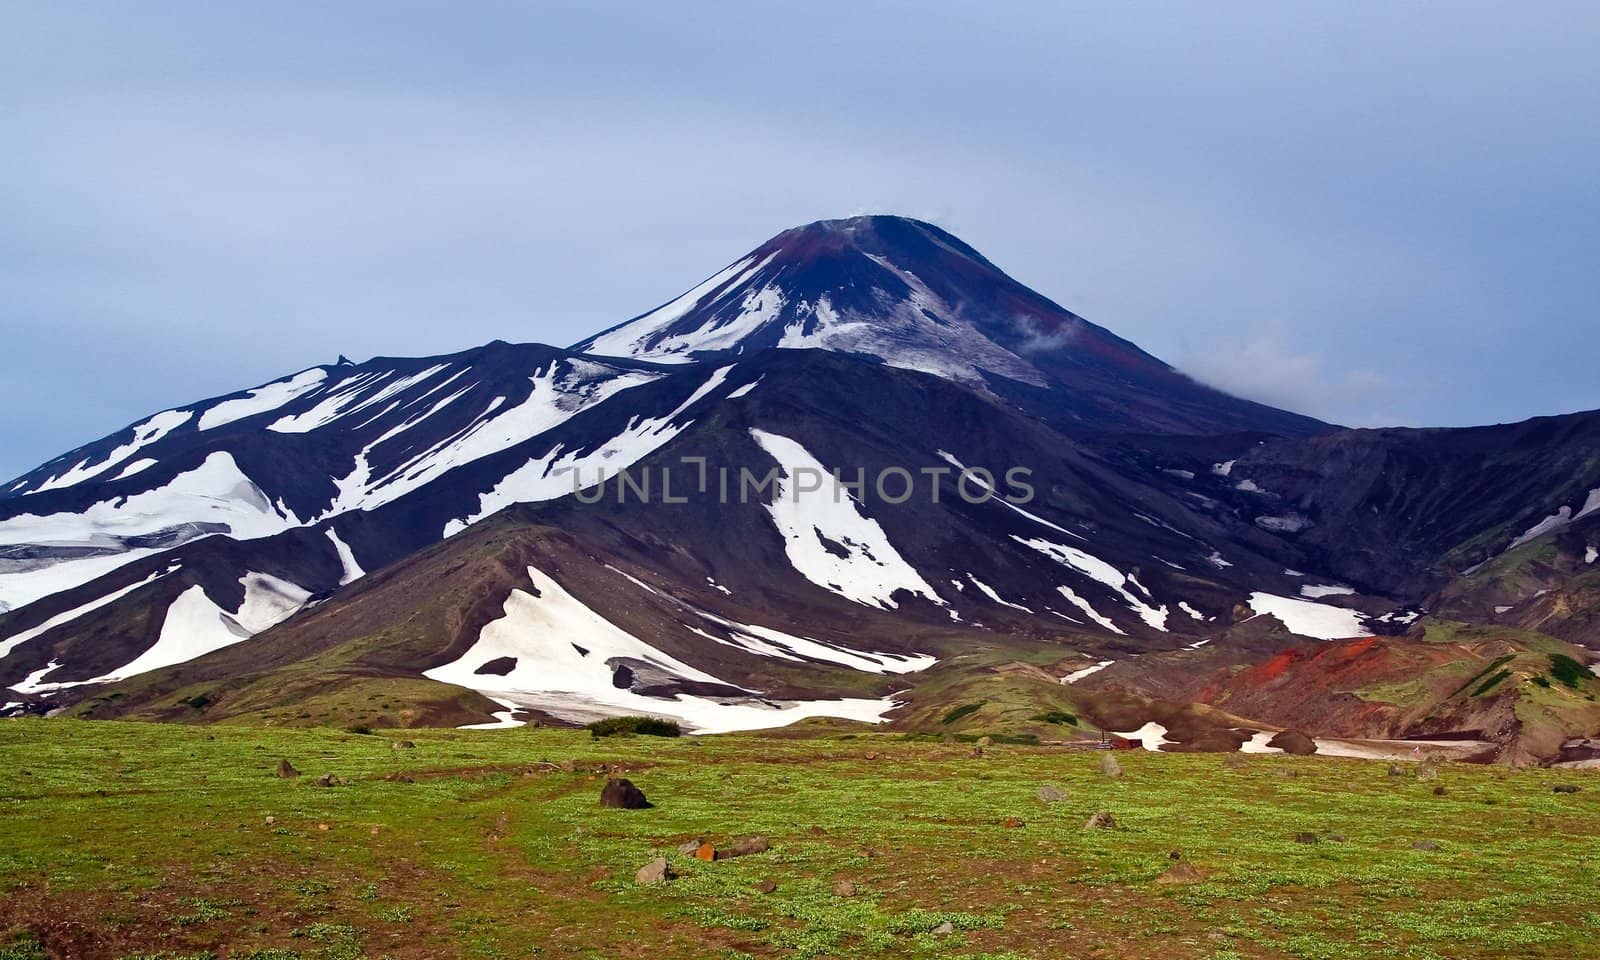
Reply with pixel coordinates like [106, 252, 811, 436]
[0, 720, 1597, 959]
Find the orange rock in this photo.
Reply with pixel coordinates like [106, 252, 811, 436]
[695, 841, 716, 861]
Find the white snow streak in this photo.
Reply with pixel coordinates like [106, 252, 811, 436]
[30, 410, 192, 493]
[1055, 586, 1122, 634]
[751, 429, 941, 610]
[1300, 584, 1356, 598]
[325, 529, 365, 585]
[1061, 659, 1114, 684]
[199, 368, 328, 430]
[0, 566, 175, 661]
[1014, 536, 1168, 630]
[966, 575, 1032, 613]
[441, 366, 728, 535]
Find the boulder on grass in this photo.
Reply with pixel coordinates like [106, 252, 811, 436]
[276, 759, 301, 778]
[635, 858, 671, 884]
[599, 777, 652, 809]
[719, 836, 770, 859]
[1084, 810, 1116, 830]
[1098, 753, 1123, 778]
[1266, 730, 1317, 755]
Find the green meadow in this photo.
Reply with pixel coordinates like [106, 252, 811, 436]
[0, 719, 1596, 959]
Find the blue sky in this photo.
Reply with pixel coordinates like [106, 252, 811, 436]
[4, 2, 1598, 480]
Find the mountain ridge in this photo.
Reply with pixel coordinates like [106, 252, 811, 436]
[2, 214, 1597, 762]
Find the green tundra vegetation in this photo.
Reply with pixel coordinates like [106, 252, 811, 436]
[0, 718, 1597, 959]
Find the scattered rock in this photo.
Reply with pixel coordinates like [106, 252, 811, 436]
[1267, 730, 1317, 755]
[832, 879, 858, 897]
[932, 921, 956, 935]
[1098, 753, 1123, 778]
[694, 841, 716, 862]
[721, 835, 771, 859]
[754, 879, 777, 894]
[1432, 785, 1447, 796]
[599, 777, 652, 809]
[1294, 832, 1319, 844]
[317, 822, 330, 832]
[1416, 758, 1441, 782]
[264, 816, 276, 826]
[1037, 785, 1068, 803]
[1084, 810, 1116, 830]
[391, 740, 416, 750]
[1326, 834, 1348, 843]
[314, 773, 344, 787]
[1553, 784, 1581, 794]
[1155, 861, 1207, 884]
[385, 773, 415, 784]
[635, 858, 671, 884]
[1002, 817, 1025, 829]
[1168, 849, 1183, 860]
[1223, 752, 1248, 770]
[676, 839, 705, 856]
[863, 751, 879, 761]
[976, 736, 992, 748]
[276, 759, 301, 778]
[1387, 764, 1406, 777]
[1411, 840, 1440, 851]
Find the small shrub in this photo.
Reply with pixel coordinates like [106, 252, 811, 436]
[1549, 654, 1588, 689]
[586, 716, 683, 739]
[941, 702, 984, 725]
[345, 724, 373, 735]
[1030, 711, 1078, 725]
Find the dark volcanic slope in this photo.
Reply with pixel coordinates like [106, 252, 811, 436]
[1219, 412, 1600, 595]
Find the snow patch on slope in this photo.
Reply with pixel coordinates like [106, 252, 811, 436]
[0, 566, 177, 661]
[751, 429, 941, 610]
[29, 410, 193, 493]
[1248, 592, 1370, 641]
[425, 566, 911, 733]
[605, 565, 936, 675]
[441, 367, 730, 535]
[325, 529, 365, 585]
[1014, 537, 1167, 630]
[1055, 586, 1122, 634]
[966, 575, 1032, 613]
[199, 368, 329, 431]
[0, 453, 301, 613]
[96, 573, 311, 681]
[1508, 487, 1600, 551]
[936, 450, 1084, 540]
[1061, 659, 1114, 684]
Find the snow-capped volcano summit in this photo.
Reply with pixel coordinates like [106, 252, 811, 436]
[576, 216, 1319, 435]
[576, 215, 1136, 385]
